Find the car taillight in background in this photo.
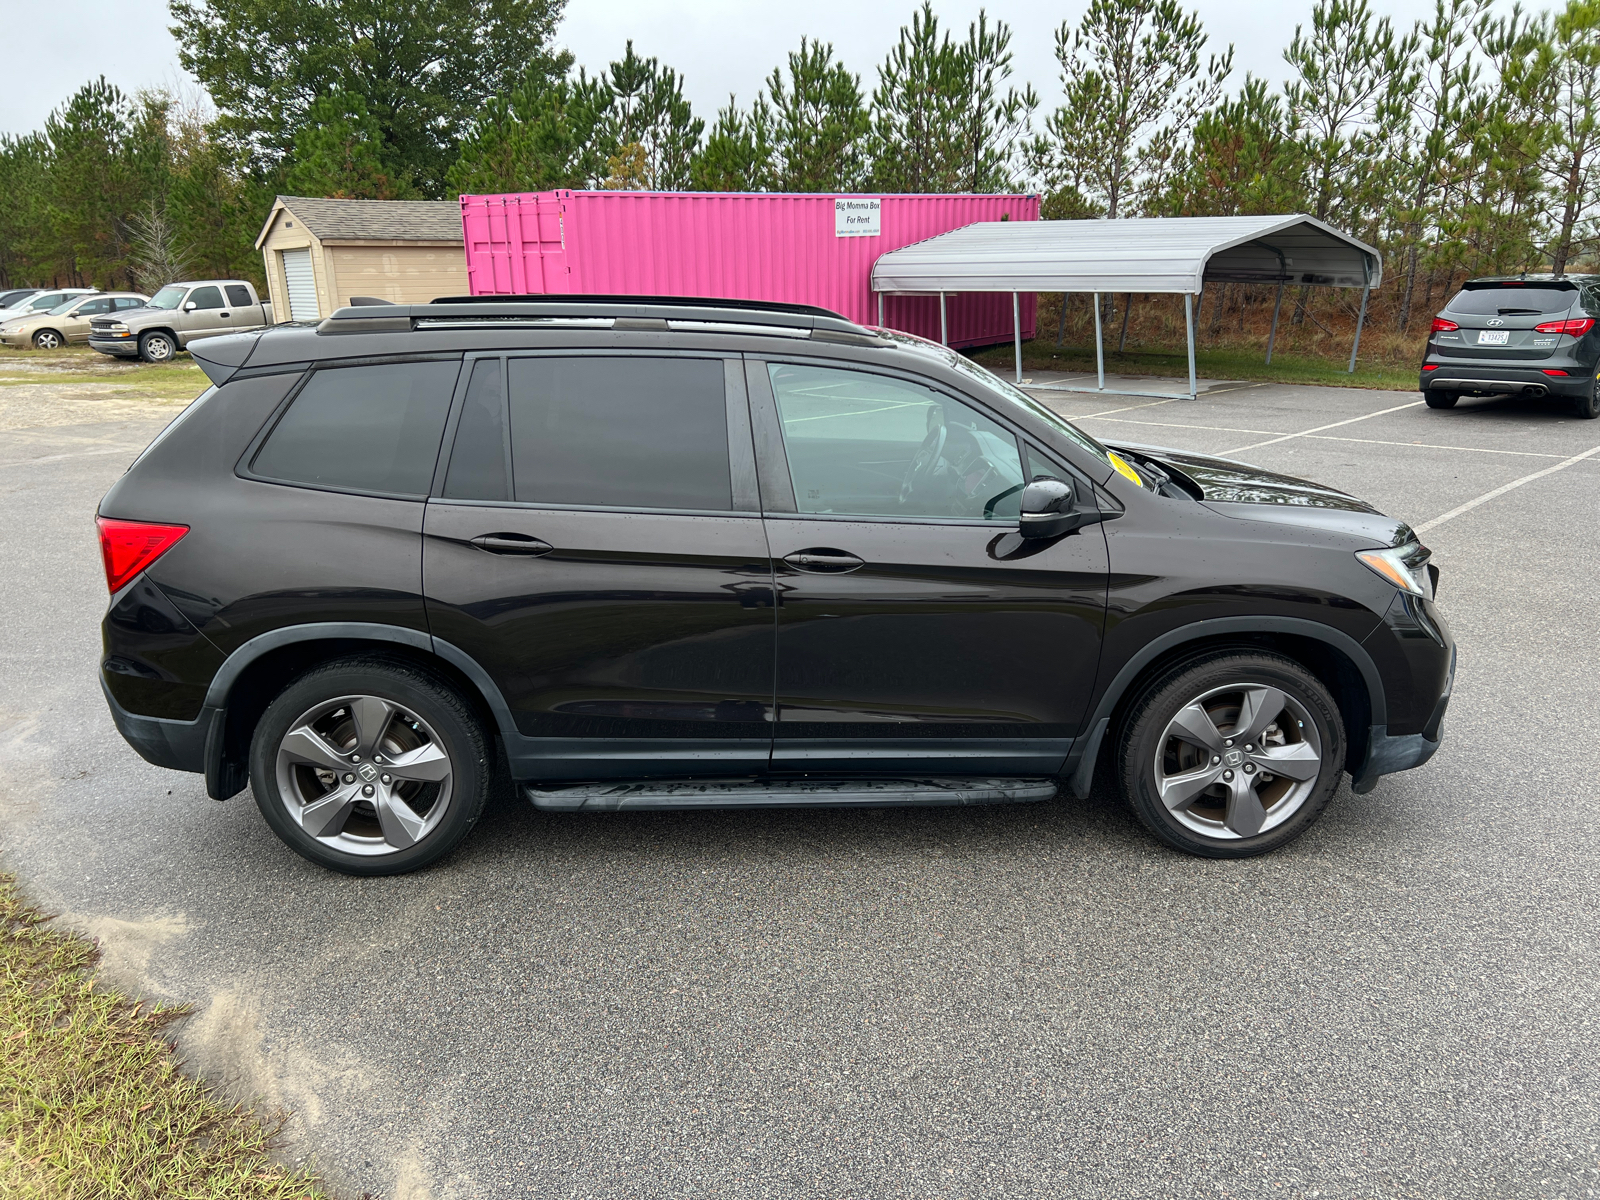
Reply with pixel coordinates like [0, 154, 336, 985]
[95, 517, 188, 593]
[1431, 318, 1459, 332]
[1532, 317, 1596, 335]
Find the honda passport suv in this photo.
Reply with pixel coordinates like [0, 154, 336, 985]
[1421, 275, 1600, 418]
[98, 296, 1455, 874]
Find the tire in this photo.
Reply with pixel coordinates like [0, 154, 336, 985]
[1424, 390, 1458, 409]
[1117, 651, 1346, 859]
[32, 329, 63, 350]
[1573, 383, 1599, 419]
[137, 330, 175, 363]
[248, 657, 492, 875]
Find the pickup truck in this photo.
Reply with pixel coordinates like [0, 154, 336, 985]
[88, 280, 274, 363]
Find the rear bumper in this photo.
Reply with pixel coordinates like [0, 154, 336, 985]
[1421, 367, 1592, 397]
[89, 337, 140, 358]
[101, 676, 212, 774]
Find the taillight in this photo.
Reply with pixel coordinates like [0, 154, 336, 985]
[1541, 368, 1570, 376]
[1431, 318, 1459, 332]
[95, 517, 188, 593]
[1422, 364, 1440, 371]
[1533, 317, 1595, 335]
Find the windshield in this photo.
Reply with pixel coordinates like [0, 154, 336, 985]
[877, 328, 1115, 468]
[1446, 285, 1577, 316]
[48, 298, 82, 315]
[150, 286, 187, 310]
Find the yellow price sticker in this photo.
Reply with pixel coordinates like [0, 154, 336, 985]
[1107, 451, 1144, 487]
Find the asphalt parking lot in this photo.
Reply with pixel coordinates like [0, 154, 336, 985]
[1, 371, 1598, 1200]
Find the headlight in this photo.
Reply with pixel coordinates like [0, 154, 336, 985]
[106, 322, 129, 332]
[1357, 541, 1434, 599]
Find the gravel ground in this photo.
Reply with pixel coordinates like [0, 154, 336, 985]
[0, 375, 1596, 1200]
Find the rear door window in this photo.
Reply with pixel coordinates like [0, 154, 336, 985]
[1445, 286, 1577, 316]
[225, 284, 253, 307]
[250, 360, 461, 497]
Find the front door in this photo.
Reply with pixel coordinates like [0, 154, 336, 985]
[423, 353, 776, 780]
[750, 358, 1109, 776]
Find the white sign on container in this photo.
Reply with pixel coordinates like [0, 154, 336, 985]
[835, 197, 882, 237]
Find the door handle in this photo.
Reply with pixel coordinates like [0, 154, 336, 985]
[470, 532, 553, 556]
[782, 548, 864, 573]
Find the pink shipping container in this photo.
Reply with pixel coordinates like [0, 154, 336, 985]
[459, 190, 1039, 349]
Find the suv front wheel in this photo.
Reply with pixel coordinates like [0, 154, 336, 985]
[1118, 652, 1346, 858]
[248, 658, 491, 875]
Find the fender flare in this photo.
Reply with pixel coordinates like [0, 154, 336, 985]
[1065, 615, 1386, 798]
[202, 623, 520, 797]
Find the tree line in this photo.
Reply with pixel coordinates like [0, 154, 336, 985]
[3, 0, 1598, 340]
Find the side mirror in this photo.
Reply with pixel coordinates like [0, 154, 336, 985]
[183, 301, 197, 312]
[1019, 476, 1105, 539]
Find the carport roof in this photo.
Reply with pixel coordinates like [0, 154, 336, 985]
[870, 214, 1382, 296]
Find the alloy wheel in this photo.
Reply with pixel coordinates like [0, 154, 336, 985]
[1152, 683, 1323, 840]
[143, 334, 173, 361]
[34, 331, 60, 350]
[274, 694, 454, 857]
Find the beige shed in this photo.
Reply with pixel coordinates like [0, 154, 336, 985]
[256, 196, 470, 322]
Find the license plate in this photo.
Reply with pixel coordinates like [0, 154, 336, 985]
[1477, 330, 1510, 345]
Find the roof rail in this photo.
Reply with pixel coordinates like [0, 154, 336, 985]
[315, 294, 885, 342]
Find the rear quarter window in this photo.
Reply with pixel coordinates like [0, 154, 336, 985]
[250, 360, 461, 497]
[225, 284, 253, 307]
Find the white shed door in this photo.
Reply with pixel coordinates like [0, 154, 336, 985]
[281, 248, 319, 321]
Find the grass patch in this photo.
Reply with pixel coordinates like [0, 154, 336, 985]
[969, 340, 1422, 393]
[0, 874, 329, 1199]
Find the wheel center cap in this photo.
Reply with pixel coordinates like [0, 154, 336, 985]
[1223, 750, 1244, 767]
[357, 763, 379, 782]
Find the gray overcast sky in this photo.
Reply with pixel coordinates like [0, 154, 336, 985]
[2, 0, 1539, 140]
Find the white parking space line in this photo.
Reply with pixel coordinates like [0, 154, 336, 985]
[1414, 443, 1600, 534]
[1077, 416, 1284, 437]
[1221, 400, 1426, 455]
[0, 446, 139, 468]
[1304, 433, 1568, 459]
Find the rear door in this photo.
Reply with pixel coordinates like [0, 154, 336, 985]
[423, 351, 776, 780]
[749, 357, 1109, 777]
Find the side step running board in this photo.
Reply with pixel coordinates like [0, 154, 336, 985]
[525, 777, 1059, 812]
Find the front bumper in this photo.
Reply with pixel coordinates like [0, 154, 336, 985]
[89, 335, 140, 358]
[0, 329, 29, 347]
[1350, 644, 1454, 793]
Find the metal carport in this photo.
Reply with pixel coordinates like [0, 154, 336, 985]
[870, 215, 1383, 400]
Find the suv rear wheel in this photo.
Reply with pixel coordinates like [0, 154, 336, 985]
[1423, 390, 1458, 409]
[1118, 651, 1345, 858]
[248, 658, 491, 875]
[1574, 383, 1599, 419]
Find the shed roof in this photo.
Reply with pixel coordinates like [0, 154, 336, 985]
[870, 214, 1381, 295]
[256, 196, 464, 248]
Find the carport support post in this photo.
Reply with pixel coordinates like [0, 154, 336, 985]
[1348, 282, 1371, 374]
[1266, 279, 1285, 365]
[1093, 292, 1105, 391]
[1185, 292, 1198, 401]
[939, 292, 948, 345]
[877, 292, 884, 328]
[1012, 291, 1023, 383]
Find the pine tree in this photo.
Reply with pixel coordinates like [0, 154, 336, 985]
[1035, 0, 1231, 218]
[600, 42, 703, 190]
[446, 71, 614, 194]
[689, 97, 772, 191]
[763, 39, 870, 192]
[284, 92, 418, 200]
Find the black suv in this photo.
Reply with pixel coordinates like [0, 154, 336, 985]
[1421, 274, 1600, 418]
[99, 296, 1454, 874]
